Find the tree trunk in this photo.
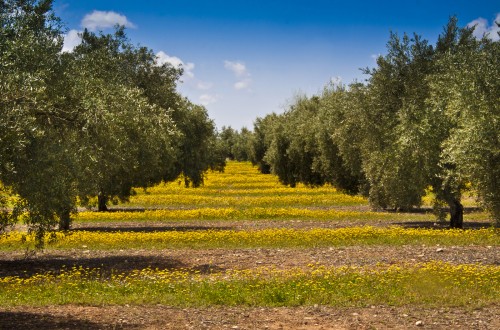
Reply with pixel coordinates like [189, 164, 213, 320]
[98, 193, 108, 212]
[58, 208, 71, 231]
[448, 198, 464, 229]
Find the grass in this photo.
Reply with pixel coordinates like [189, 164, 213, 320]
[1, 262, 498, 308]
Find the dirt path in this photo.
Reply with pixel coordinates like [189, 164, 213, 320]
[1, 245, 498, 278]
[1, 304, 499, 329]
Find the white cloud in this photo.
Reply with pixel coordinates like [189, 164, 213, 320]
[224, 60, 252, 91]
[62, 29, 82, 53]
[234, 79, 252, 90]
[199, 94, 219, 106]
[196, 81, 213, 90]
[81, 10, 136, 31]
[156, 51, 195, 78]
[467, 13, 500, 41]
[224, 60, 248, 77]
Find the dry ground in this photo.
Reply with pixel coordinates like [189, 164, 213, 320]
[1, 304, 499, 329]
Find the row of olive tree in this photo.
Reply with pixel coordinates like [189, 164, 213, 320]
[0, 0, 224, 242]
[249, 17, 499, 228]
[217, 126, 253, 162]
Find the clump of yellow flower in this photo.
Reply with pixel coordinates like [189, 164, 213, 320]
[1, 262, 498, 307]
[77, 208, 386, 222]
[124, 161, 367, 209]
[2, 227, 497, 250]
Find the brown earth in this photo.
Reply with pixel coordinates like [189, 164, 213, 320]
[1, 245, 498, 278]
[1, 304, 499, 329]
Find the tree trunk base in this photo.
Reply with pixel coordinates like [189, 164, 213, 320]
[58, 208, 71, 231]
[448, 199, 464, 229]
[98, 194, 108, 212]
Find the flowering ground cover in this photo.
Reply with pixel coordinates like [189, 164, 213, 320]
[0, 162, 498, 329]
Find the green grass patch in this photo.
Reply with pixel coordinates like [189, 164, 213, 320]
[1, 262, 498, 308]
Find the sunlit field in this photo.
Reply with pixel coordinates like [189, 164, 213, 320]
[1, 162, 498, 323]
[74, 161, 489, 223]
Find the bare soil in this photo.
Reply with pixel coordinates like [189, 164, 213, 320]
[1, 245, 498, 278]
[1, 304, 499, 329]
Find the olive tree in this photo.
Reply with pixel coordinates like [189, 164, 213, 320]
[0, 0, 76, 239]
[67, 28, 180, 213]
[316, 83, 367, 194]
[429, 32, 499, 226]
[249, 113, 279, 174]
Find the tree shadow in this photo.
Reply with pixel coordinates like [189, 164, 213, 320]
[86, 206, 195, 212]
[71, 225, 232, 233]
[383, 206, 483, 214]
[0, 311, 112, 330]
[395, 221, 493, 230]
[0, 254, 223, 278]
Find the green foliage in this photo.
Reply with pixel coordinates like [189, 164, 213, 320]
[249, 114, 279, 174]
[0, 1, 225, 240]
[0, 0, 73, 237]
[430, 35, 500, 225]
[171, 99, 225, 187]
[316, 83, 367, 194]
[66, 28, 180, 209]
[218, 126, 253, 161]
[249, 16, 499, 227]
[264, 95, 325, 187]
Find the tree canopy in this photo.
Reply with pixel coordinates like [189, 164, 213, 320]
[1, 3, 498, 236]
[251, 17, 499, 228]
[0, 0, 224, 241]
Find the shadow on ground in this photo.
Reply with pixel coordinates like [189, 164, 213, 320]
[384, 206, 483, 214]
[0, 254, 192, 278]
[395, 221, 493, 229]
[71, 225, 232, 233]
[0, 311, 114, 330]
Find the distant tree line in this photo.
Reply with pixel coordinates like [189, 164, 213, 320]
[244, 17, 499, 228]
[0, 0, 224, 243]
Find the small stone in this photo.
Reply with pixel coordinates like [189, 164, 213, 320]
[231, 326, 239, 329]
[352, 312, 359, 316]
[415, 320, 424, 326]
[436, 248, 444, 252]
[402, 314, 409, 317]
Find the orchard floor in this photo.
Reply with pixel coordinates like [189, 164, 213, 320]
[1, 304, 499, 329]
[1, 218, 499, 329]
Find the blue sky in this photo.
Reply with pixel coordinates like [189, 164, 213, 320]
[54, 1, 499, 130]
